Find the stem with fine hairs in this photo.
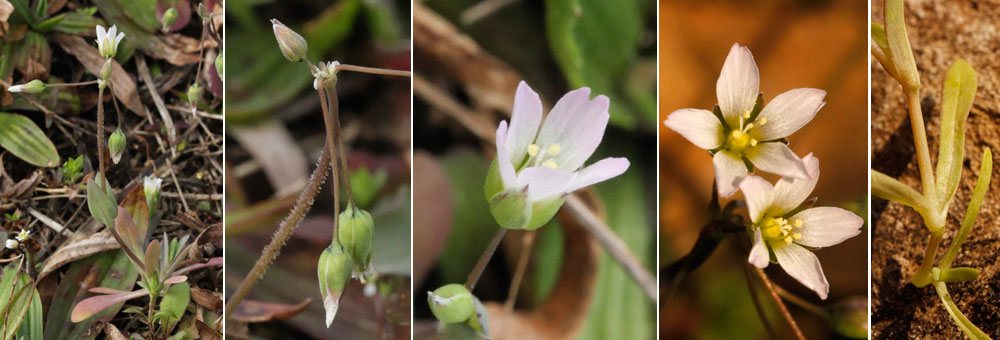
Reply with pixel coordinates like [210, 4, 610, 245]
[96, 86, 107, 185]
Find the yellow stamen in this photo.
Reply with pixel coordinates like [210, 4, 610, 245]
[547, 144, 561, 155]
[745, 123, 754, 129]
[784, 237, 793, 244]
[743, 110, 751, 119]
[544, 160, 559, 169]
[732, 130, 743, 138]
[750, 139, 758, 147]
[758, 118, 767, 125]
[794, 219, 803, 228]
[793, 233, 802, 240]
[527, 144, 539, 157]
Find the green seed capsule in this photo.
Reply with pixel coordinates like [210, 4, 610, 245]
[7, 79, 47, 94]
[317, 242, 352, 327]
[427, 284, 474, 324]
[337, 203, 374, 274]
[187, 83, 203, 107]
[161, 8, 178, 33]
[99, 59, 113, 81]
[108, 128, 126, 164]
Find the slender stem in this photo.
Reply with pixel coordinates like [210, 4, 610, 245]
[905, 88, 936, 198]
[317, 81, 346, 208]
[504, 230, 536, 310]
[97, 86, 107, 184]
[744, 262, 779, 339]
[752, 267, 806, 340]
[773, 283, 826, 317]
[465, 228, 507, 291]
[913, 230, 944, 287]
[326, 87, 355, 205]
[223, 145, 332, 321]
[337, 64, 411, 78]
[148, 295, 157, 339]
[48, 80, 101, 87]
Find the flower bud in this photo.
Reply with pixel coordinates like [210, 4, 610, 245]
[108, 128, 126, 164]
[7, 79, 47, 94]
[143, 176, 163, 214]
[5, 239, 18, 249]
[187, 83, 203, 107]
[197, 3, 210, 22]
[827, 296, 868, 339]
[317, 242, 352, 327]
[161, 7, 178, 33]
[96, 25, 124, 60]
[99, 59, 113, 81]
[215, 51, 224, 77]
[271, 19, 308, 62]
[337, 203, 374, 274]
[427, 284, 474, 324]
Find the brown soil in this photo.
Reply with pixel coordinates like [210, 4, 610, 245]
[871, 1, 1000, 338]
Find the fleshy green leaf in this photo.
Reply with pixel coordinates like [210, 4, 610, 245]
[935, 60, 977, 207]
[871, 170, 925, 210]
[936, 267, 981, 283]
[86, 174, 117, 228]
[156, 282, 190, 332]
[939, 148, 992, 269]
[884, 0, 920, 89]
[0, 113, 60, 167]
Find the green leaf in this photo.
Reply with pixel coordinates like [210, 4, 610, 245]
[936, 267, 980, 283]
[545, 0, 645, 129]
[13, 273, 42, 340]
[0, 113, 60, 167]
[371, 188, 412, 275]
[349, 166, 388, 209]
[51, 11, 106, 34]
[0, 264, 35, 340]
[871, 170, 925, 210]
[884, 0, 919, 89]
[157, 282, 190, 332]
[935, 60, 977, 207]
[438, 152, 498, 283]
[939, 148, 991, 269]
[8, 0, 36, 24]
[86, 174, 117, 228]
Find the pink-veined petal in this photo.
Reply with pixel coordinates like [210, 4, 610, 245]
[507, 81, 543, 165]
[712, 151, 748, 198]
[516, 166, 577, 202]
[747, 143, 808, 179]
[748, 228, 770, 268]
[740, 175, 774, 224]
[756, 88, 826, 140]
[792, 207, 863, 248]
[771, 153, 820, 214]
[663, 108, 725, 150]
[566, 157, 629, 192]
[774, 243, 830, 300]
[535, 88, 610, 171]
[716, 43, 760, 125]
[495, 121, 516, 188]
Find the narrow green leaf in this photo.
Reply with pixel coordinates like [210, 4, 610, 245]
[51, 11, 106, 34]
[157, 282, 190, 332]
[13, 273, 42, 340]
[870, 22, 898, 79]
[934, 282, 990, 339]
[8, 0, 36, 24]
[0, 113, 60, 168]
[939, 148, 991, 269]
[884, 0, 920, 89]
[85, 174, 117, 228]
[871, 170, 925, 210]
[936, 267, 980, 283]
[935, 60, 978, 207]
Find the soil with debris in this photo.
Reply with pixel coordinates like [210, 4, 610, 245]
[871, 1, 1000, 338]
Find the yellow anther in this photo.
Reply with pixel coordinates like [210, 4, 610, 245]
[732, 130, 743, 138]
[743, 111, 751, 119]
[793, 233, 802, 240]
[758, 118, 767, 125]
[527, 144, 540, 157]
[794, 219, 803, 228]
[544, 160, 559, 169]
[784, 237, 793, 244]
[745, 123, 754, 129]
[547, 144, 561, 155]
[750, 139, 758, 147]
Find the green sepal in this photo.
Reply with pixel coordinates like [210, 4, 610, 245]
[488, 188, 531, 230]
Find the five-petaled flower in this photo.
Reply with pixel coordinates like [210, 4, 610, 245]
[664, 43, 826, 197]
[96, 25, 125, 59]
[741, 154, 863, 299]
[486, 81, 629, 230]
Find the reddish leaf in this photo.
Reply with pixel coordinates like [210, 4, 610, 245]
[231, 299, 313, 323]
[70, 289, 148, 322]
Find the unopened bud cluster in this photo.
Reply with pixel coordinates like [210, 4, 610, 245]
[317, 203, 377, 327]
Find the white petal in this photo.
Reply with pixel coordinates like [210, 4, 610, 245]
[740, 175, 774, 223]
[712, 151, 748, 198]
[716, 43, 759, 125]
[107, 25, 117, 41]
[770, 153, 820, 214]
[748, 228, 770, 268]
[7, 85, 24, 93]
[566, 157, 629, 192]
[516, 167, 577, 202]
[506, 81, 542, 165]
[495, 121, 516, 188]
[96, 25, 107, 41]
[115, 32, 125, 45]
[535, 87, 610, 171]
[747, 143, 808, 179]
[792, 207, 863, 248]
[774, 243, 830, 299]
[663, 108, 724, 150]
[756, 88, 826, 140]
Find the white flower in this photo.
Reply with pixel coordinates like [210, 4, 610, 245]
[312, 61, 340, 90]
[15, 230, 29, 242]
[96, 25, 125, 59]
[5, 239, 18, 249]
[7, 79, 46, 94]
[494, 81, 630, 204]
[740, 155, 863, 299]
[664, 43, 826, 197]
[7, 85, 25, 93]
[143, 176, 162, 197]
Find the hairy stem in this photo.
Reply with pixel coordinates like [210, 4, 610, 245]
[224, 145, 332, 321]
[465, 228, 507, 291]
[97, 86, 107, 184]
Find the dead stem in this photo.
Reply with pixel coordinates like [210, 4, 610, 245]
[752, 266, 806, 340]
[465, 228, 507, 291]
[504, 230, 536, 310]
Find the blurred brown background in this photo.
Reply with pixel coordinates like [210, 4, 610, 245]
[659, 0, 867, 339]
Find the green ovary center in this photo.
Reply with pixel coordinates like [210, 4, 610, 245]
[759, 215, 803, 246]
